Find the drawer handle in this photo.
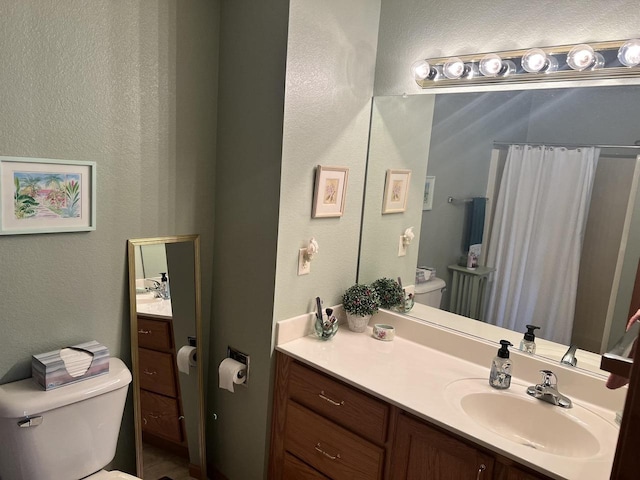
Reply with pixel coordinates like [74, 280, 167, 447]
[318, 390, 344, 406]
[138, 329, 152, 334]
[143, 369, 157, 376]
[476, 464, 486, 479]
[314, 443, 341, 461]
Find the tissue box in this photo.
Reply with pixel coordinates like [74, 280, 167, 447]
[32, 340, 110, 391]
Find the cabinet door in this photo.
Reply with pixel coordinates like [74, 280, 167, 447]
[391, 414, 494, 480]
[283, 453, 330, 479]
[502, 466, 547, 480]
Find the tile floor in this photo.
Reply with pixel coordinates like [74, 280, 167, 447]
[142, 442, 195, 480]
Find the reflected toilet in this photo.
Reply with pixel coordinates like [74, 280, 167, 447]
[0, 358, 140, 480]
[414, 277, 446, 308]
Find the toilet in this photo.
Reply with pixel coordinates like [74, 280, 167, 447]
[0, 357, 140, 480]
[413, 277, 446, 308]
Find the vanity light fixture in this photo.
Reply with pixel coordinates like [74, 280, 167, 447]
[618, 38, 640, 67]
[412, 38, 640, 89]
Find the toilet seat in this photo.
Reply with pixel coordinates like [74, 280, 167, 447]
[85, 470, 141, 479]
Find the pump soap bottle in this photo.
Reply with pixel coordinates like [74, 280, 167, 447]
[519, 325, 540, 354]
[489, 340, 513, 389]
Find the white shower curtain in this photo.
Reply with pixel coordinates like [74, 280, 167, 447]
[486, 145, 600, 344]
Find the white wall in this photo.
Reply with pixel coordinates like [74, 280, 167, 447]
[359, 95, 435, 285]
[274, 0, 382, 321]
[0, 0, 218, 473]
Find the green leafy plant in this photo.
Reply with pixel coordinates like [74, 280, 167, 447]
[14, 176, 39, 219]
[342, 284, 380, 317]
[62, 180, 80, 218]
[372, 277, 404, 309]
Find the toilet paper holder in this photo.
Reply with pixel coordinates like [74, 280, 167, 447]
[227, 347, 249, 386]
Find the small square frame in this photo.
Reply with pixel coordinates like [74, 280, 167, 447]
[0, 156, 96, 235]
[382, 169, 411, 214]
[312, 165, 349, 218]
[423, 175, 435, 211]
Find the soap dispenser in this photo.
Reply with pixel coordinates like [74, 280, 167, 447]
[489, 340, 513, 390]
[160, 272, 171, 299]
[519, 325, 540, 354]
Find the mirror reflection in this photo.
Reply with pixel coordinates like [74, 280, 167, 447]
[360, 85, 640, 373]
[128, 235, 206, 480]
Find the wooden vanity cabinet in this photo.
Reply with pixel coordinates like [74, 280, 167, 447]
[270, 352, 551, 480]
[137, 313, 188, 456]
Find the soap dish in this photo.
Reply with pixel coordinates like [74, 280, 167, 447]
[373, 324, 395, 342]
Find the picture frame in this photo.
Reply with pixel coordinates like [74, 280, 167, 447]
[0, 156, 96, 235]
[423, 175, 435, 211]
[382, 169, 411, 214]
[312, 165, 349, 218]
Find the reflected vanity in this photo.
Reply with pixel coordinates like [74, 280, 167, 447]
[127, 235, 206, 479]
[359, 84, 640, 376]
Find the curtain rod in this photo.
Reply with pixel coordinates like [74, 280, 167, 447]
[493, 141, 640, 150]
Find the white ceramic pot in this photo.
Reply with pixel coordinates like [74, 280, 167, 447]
[346, 313, 371, 333]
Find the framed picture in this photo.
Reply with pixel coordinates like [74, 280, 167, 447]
[312, 165, 349, 218]
[382, 169, 411, 214]
[423, 175, 435, 211]
[0, 156, 96, 235]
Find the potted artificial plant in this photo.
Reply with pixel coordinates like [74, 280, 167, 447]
[342, 283, 381, 332]
[371, 277, 404, 310]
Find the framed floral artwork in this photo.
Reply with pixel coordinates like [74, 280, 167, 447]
[312, 165, 349, 218]
[382, 169, 411, 214]
[0, 156, 96, 235]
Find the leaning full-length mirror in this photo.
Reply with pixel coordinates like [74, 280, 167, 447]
[127, 235, 206, 479]
[359, 84, 640, 374]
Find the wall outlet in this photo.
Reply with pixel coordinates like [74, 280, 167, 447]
[298, 248, 311, 275]
[398, 236, 407, 257]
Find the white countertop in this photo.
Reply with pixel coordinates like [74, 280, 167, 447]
[275, 309, 626, 480]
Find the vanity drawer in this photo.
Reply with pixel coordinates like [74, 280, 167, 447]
[140, 389, 183, 443]
[138, 348, 177, 397]
[284, 401, 384, 480]
[289, 361, 389, 444]
[137, 316, 172, 351]
[283, 452, 330, 479]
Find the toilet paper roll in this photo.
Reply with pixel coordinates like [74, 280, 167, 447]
[176, 346, 197, 375]
[218, 357, 247, 393]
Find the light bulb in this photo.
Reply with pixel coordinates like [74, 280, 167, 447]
[478, 54, 515, 77]
[567, 44, 604, 71]
[442, 57, 465, 79]
[411, 60, 432, 82]
[479, 54, 503, 77]
[522, 48, 558, 73]
[618, 39, 640, 67]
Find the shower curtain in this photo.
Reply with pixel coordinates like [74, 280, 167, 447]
[486, 145, 600, 344]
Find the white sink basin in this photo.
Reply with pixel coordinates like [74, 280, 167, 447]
[136, 293, 161, 305]
[445, 378, 618, 458]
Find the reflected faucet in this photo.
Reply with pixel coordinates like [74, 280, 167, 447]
[526, 370, 572, 408]
[560, 344, 578, 367]
[146, 279, 169, 300]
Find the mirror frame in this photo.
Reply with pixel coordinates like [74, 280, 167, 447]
[127, 234, 206, 479]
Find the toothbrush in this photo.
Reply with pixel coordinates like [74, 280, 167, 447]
[315, 297, 323, 321]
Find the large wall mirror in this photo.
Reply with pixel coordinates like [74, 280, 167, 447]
[359, 83, 640, 375]
[127, 235, 206, 479]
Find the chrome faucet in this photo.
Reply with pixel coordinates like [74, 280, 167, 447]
[526, 370, 572, 408]
[146, 279, 169, 300]
[560, 344, 578, 367]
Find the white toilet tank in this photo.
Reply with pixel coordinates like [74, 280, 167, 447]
[0, 357, 132, 480]
[414, 277, 446, 308]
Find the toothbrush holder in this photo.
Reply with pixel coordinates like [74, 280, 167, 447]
[314, 314, 339, 341]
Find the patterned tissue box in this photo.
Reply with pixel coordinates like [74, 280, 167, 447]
[31, 340, 110, 391]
